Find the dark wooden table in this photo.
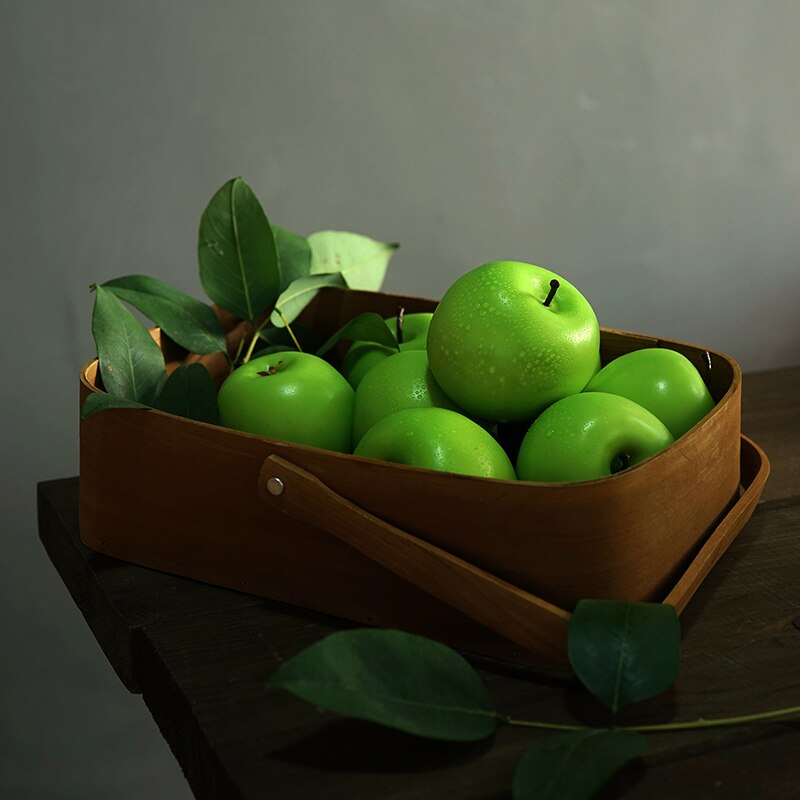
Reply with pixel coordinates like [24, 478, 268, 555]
[39, 367, 800, 799]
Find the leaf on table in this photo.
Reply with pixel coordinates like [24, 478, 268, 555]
[308, 230, 397, 291]
[273, 223, 312, 291]
[268, 629, 497, 741]
[80, 393, 150, 420]
[91, 285, 166, 404]
[316, 312, 399, 357]
[153, 363, 220, 425]
[568, 600, 681, 715]
[513, 729, 646, 800]
[102, 274, 227, 355]
[269, 273, 347, 328]
[198, 177, 281, 322]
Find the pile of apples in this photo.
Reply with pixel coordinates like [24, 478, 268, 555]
[217, 261, 714, 482]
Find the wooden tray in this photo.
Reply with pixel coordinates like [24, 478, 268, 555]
[78, 287, 768, 670]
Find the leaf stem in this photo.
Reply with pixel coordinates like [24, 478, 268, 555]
[617, 705, 800, 733]
[500, 716, 586, 732]
[232, 334, 246, 367]
[242, 322, 266, 364]
[502, 705, 800, 735]
[277, 311, 303, 353]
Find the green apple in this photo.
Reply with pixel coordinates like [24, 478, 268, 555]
[341, 312, 433, 388]
[516, 392, 674, 483]
[218, 351, 354, 452]
[352, 350, 462, 445]
[354, 407, 516, 480]
[583, 348, 715, 439]
[427, 261, 601, 423]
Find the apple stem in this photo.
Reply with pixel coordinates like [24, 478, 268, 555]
[257, 361, 283, 377]
[543, 279, 560, 308]
[396, 306, 405, 346]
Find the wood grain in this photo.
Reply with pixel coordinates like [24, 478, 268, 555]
[38, 474, 799, 798]
[741, 366, 800, 502]
[78, 286, 749, 668]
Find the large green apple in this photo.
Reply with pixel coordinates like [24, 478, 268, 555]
[341, 312, 433, 388]
[354, 407, 516, 480]
[427, 261, 601, 422]
[352, 350, 461, 445]
[218, 351, 354, 452]
[516, 392, 674, 482]
[583, 348, 715, 439]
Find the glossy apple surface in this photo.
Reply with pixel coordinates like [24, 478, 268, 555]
[516, 392, 674, 482]
[341, 312, 433, 388]
[354, 407, 516, 480]
[218, 351, 354, 452]
[352, 350, 461, 445]
[583, 347, 715, 439]
[427, 261, 600, 422]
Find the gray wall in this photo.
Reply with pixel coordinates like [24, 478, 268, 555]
[2, 2, 799, 796]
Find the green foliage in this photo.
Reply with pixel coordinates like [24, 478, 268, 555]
[88, 284, 220, 425]
[316, 312, 400, 357]
[80, 393, 150, 419]
[266, 601, 686, 798]
[87, 176, 391, 424]
[568, 600, 681, 716]
[270, 273, 347, 328]
[255, 322, 324, 357]
[197, 177, 281, 323]
[308, 230, 398, 291]
[153, 364, 220, 425]
[91, 285, 166, 404]
[102, 274, 227, 355]
[513, 730, 646, 800]
[273, 223, 312, 291]
[268, 629, 497, 741]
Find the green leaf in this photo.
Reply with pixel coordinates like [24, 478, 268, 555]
[81, 393, 150, 420]
[258, 322, 324, 354]
[198, 177, 281, 322]
[273, 223, 312, 291]
[268, 629, 497, 741]
[316, 312, 399, 357]
[250, 343, 296, 358]
[308, 230, 397, 291]
[153, 364, 220, 425]
[269, 273, 347, 328]
[513, 730, 646, 800]
[103, 275, 227, 355]
[568, 600, 681, 715]
[91, 285, 166, 404]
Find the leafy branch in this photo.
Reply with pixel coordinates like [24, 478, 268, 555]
[268, 600, 800, 799]
[82, 177, 398, 422]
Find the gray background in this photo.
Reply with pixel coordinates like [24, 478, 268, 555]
[2, 1, 799, 796]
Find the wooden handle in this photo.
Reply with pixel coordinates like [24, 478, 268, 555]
[256, 435, 768, 669]
[257, 455, 571, 666]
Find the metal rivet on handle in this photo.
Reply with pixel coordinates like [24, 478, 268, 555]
[267, 477, 285, 496]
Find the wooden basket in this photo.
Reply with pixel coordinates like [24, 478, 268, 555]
[79, 288, 769, 670]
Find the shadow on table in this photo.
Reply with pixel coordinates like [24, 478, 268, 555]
[267, 718, 495, 773]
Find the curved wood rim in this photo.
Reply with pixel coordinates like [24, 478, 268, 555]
[256, 436, 767, 667]
[79, 324, 742, 491]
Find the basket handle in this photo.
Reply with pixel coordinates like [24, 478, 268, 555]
[257, 454, 570, 667]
